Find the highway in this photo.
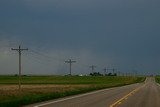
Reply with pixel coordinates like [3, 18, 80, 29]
[27, 77, 160, 107]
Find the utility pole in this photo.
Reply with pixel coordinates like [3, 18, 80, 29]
[65, 59, 76, 75]
[11, 45, 28, 90]
[106, 68, 113, 73]
[89, 65, 96, 73]
[103, 67, 107, 75]
[106, 68, 117, 75]
[113, 68, 115, 74]
[132, 70, 138, 76]
[117, 71, 121, 76]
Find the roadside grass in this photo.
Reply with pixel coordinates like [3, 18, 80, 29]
[155, 76, 160, 83]
[0, 76, 145, 107]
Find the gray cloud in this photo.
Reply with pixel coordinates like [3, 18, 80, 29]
[0, 0, 160, 75]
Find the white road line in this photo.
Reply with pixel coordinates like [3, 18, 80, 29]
[34, 87, 114, 107]
[33, 84, 139, 107]
[156, 83, 160, 87]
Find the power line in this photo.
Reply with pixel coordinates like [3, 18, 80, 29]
[29, 49, 93, 71]
[27, 51, 83, 75]
[29, 49, 65, 62]
[13, 48, 120, 76]
[65, 59, 76, 75]
[11, 45, 28, 90]
[27, 51, 57, 64]
[24, 53, 54, 67]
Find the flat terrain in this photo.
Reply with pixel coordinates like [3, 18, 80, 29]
[28, 77, 160, 107]
[0, 76, 143, 85]
[0, 76, 144, 107]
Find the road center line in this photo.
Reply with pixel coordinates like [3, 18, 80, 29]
[109, 84, 145, 107]
[31, 83, 140, 107]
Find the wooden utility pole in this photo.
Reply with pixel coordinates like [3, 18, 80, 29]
[103, 67, 107, 75]
[89, 65, 96, 73]
[65, 59, 76, 75]
[107, 68, 116, 73]
[11, 45, 28, 90]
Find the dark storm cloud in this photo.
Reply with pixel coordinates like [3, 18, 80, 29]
[0, 0, 160, 75]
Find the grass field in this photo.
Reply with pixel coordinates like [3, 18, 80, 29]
[0, 76, 145, 107]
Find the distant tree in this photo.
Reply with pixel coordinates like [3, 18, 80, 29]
[107, 73, 112, 76]
[105, 73, 117, 76]
[90, 72, 103, 76]
[14, 74, 18, 77]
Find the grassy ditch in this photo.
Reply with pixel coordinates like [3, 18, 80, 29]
[0, 76, 145, 107]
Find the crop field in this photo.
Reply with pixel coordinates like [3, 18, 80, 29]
[0, 76, 145, 107]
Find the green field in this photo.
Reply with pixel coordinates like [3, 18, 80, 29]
[0, 75, 145, 84]
[0, 76, 145, 107]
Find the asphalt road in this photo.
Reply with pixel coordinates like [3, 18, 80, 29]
[118, 77, 160, 107]
[26, 77, 160, 107]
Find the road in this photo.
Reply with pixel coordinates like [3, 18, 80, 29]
[26, 77, 160, 107]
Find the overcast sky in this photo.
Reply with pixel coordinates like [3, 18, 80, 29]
[0, 0, 160, 75]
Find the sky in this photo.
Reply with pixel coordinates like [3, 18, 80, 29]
[0, 0, 160, 75]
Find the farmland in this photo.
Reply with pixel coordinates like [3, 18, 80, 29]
[0, 76, 145, 107]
